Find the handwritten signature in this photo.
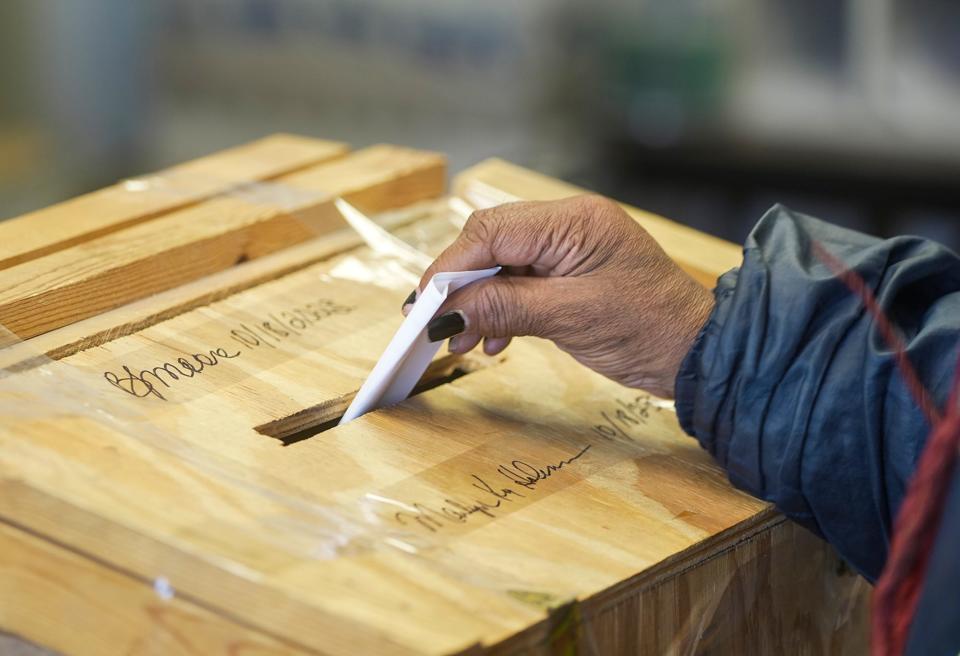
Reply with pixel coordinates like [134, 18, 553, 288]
[102, 297, 354, 401]
[103, 347, 241, 401]
[393, 444, 592, 533]
[390, 395, 667, 533]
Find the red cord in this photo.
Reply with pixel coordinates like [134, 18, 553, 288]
[871, 374, 960, 656]
[809, 239, 960, 655]
[810, 240, 942, 427]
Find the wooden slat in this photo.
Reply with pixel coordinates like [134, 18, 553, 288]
[0, 134, 349, 271]
[488, 516, 869, 654]
[0, 341, 769, 654]
[0, 149, 867, 655]
[2, 200, 444, 365]
[0, 522, 308, 655]
[453, 159, 743, 288]
[0, 145, 446, 341]
[0, 224, 771, 653]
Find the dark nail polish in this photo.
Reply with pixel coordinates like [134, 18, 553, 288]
[427, 311, 465, 342]
[402, 290, 417, 309]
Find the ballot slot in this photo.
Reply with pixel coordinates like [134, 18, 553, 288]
[254, 352, 499, 445]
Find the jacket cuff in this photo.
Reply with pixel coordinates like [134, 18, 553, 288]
[675, 267, 740, 444]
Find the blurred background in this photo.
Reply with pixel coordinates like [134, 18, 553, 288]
[1, 0, 959, 249]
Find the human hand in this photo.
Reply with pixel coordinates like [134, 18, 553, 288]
[403, 196, 715, 398]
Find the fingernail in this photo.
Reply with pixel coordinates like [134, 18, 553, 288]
[483, 336, 510, 356]
[427, 311, 465, 343]
[401, 289, 417, 310]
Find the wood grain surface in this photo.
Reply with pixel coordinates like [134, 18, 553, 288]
[0, 145, 445, 341]
[0, 522, 306, 655]
[0, 200, 445, 364]
[0, 134, 348, 271]
[0, 141, 868, 655]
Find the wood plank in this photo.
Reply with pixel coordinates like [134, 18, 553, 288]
[0, 150, 867, 654]
[1, 199, 445, 365]
[0, 226, 778, 654]
[0, 341, 772, 654]
[0, 134, 349, 271]
[0, 145, 446, 341]
[453, 159, 743, 288]
[488, 516, 869, 654]
[0, 521, 309, 655]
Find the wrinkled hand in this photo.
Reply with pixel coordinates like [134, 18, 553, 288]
[404, 195, 715, 398]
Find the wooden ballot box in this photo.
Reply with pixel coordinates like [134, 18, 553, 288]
[0, 135, 870, 655]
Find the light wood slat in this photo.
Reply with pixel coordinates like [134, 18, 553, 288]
[0, 134, 349, 271]
[0, 149, 867, 655]
[0, 145, 445, 341]
[0, 340, 770, 655]
[2, 200, 444, 365]
[453, 158, 743, 287]
[0, 521, 310, 655]
[0, 226, 771, 654]
[487, 516, 869, 654]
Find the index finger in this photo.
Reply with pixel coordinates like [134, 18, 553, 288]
[417, 197, 584, 293]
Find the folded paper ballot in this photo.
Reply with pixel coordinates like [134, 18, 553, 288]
[339, 266, 501, 424]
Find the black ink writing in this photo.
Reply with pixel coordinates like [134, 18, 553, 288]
[103, 347, 240, 401]
[591, 393, 663, 441]
[394, 444, 591, 533]
[103, 296, 355, 401]
[228, 299, 354, 351]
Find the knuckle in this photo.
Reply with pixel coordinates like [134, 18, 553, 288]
[577, 194, 641, 244]
[475, 285, 506, 335]
[550, 196, 611, 253]
[474, 284, 520, 337]
[565, 195, 617, 237]
[463, 209, 495, 244]
[578, 194, 617, 216]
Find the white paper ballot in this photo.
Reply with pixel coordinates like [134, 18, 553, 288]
[339, 267, 501, 424]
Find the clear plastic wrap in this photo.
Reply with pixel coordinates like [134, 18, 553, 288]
[0, 168, 871, 655]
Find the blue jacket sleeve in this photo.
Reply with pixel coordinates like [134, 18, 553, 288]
[675, 204, 960, 582]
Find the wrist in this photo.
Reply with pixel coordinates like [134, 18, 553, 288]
[665, 285, 715, 397]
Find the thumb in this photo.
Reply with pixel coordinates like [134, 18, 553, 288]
[426, 275, 569, 343]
